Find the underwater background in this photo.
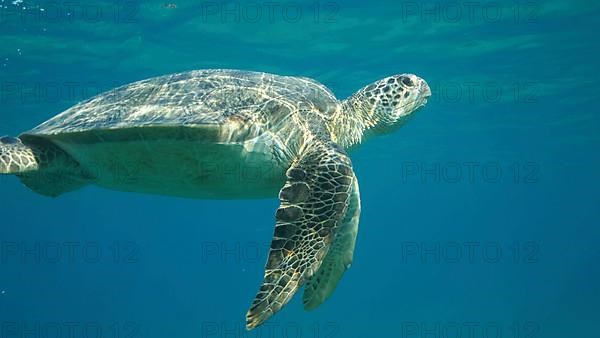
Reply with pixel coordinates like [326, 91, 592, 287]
[1, 0, 599, 337]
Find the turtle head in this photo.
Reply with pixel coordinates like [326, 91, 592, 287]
[359, 74, 430, 126]
[336, 74, 430, 147]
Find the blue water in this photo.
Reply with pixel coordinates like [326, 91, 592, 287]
[1, 1, 599, 337]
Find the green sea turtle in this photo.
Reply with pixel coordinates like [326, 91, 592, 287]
[0, 69, 430, 329]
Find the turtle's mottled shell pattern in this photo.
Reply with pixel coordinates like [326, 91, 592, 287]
[27, 69, 339, 137]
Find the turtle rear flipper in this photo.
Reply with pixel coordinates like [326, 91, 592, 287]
[0, 136, 40, 174]
[1, 136, 86, 197]
[246, 138, 356, 329]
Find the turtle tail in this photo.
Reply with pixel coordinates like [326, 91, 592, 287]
[0, 136, 40, 174]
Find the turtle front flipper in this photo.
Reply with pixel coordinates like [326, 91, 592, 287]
[303, 173, 360, 310]
[246, 139, 355, 329]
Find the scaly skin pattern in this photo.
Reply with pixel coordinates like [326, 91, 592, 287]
[0, 137, 39, 173]
[302, 172, 360, 310]
[246, 133, 355, 329]
[331, 73, 431, 148]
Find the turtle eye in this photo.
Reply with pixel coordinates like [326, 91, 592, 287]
[401, 77, 414, 87]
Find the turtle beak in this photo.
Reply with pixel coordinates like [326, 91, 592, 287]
[420, 79, 431, 99]
[415, 78, 431, 107]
